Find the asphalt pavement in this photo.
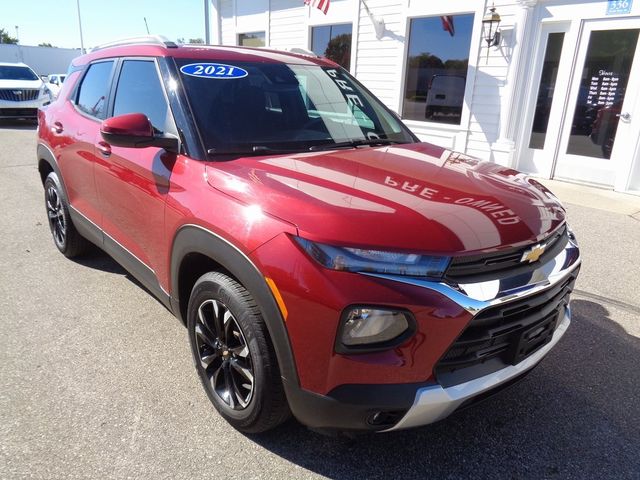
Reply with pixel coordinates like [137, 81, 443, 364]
[1, 121, 639, 479]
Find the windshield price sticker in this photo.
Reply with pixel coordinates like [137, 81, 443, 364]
[607, 0, 633, 15]
[180, 63, 248, 79]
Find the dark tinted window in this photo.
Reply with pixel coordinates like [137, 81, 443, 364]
[76, 61, 114, 119]
[177, 59, 414, 152]
[402, 14, 474, 124]
[311, 24, 352, 70]
[0, 65, 39, 81]
[529, 33, 565, 150]
[113, 60, 169, 131]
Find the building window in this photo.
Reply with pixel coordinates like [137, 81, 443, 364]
[238, 31, 265, 47]
[402, 14, 474, 124]
[529, 32, 565, 150]
[311, 24, 352, 70]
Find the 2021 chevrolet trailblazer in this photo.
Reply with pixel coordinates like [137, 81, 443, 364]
[37, 36, 581, 434]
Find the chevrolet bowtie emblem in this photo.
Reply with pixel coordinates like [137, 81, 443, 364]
[521, 243, 546, 263]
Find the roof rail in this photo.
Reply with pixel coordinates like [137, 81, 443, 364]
[90, 35, 178, 52]
[258, 46, 319, 58]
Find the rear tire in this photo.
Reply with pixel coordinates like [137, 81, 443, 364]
[187, 272, 290, 433]
[44, 172, 89, 258]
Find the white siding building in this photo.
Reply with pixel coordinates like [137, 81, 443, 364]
[0, 44, 80, 76]
[209, 0, 640, 194]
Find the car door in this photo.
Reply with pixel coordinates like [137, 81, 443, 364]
[53, 60, 115, 229]
[94, 58, 177, 288]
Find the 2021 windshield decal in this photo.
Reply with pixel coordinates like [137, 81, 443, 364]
[180, 63, 248, 79]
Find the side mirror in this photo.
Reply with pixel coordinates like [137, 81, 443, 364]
[100, 113, 179, 153]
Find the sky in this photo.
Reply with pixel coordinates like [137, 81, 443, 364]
[408, 14, 475, 61]
[2, 0, 208, 49]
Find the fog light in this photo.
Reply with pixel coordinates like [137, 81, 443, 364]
[338, 307, 414, 351]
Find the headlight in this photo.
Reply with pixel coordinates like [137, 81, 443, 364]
[337, 307, 415, 353]
[294, 237, 450, 278]
[567, 224, 578, 246]
[40, 85, 52, 98]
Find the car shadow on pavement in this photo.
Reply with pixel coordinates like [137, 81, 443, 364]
[71, 246, 128, 276]
[249, 299, 639, 480]
[0, 119, 37, 130]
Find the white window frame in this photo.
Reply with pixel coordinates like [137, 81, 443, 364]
[308, 22, 354, 71]
[397, 1, 484, 133]
[306, 1, 359, 73]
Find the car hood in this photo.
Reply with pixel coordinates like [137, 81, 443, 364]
[0, 79, 43, 89]
[205, 143, 566, 254]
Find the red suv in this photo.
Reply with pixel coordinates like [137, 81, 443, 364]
[37, 37, 581, 434]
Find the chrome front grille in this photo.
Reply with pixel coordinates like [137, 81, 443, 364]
[445, 224, 568, 282]
[435, 266, 579, 388]
[0, 89, 40, 102]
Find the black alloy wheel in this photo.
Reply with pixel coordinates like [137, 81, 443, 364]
[46, 182, 66, 248]
[43, 172, 89, 257]
[194, 298, 255, 409]
[187, 272, 290, 433]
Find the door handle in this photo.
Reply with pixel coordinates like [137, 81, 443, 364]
[96, 141, 111, 157]
[51, 121, 63, 134]
[616, 112, 631, 122]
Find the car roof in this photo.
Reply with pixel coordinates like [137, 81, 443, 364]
[0, 62, 30, 67]
[73, 43, 338, 69]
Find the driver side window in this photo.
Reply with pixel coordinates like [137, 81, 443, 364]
[113, 60, 172, 133]
[76, 61, 114, 119]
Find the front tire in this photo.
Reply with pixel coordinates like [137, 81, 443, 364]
[44, 172, 89, 258]
[187, 272, 290, 433]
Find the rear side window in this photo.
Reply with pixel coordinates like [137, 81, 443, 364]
[113, 60, 170, 132]
[76, 61, 114, 119]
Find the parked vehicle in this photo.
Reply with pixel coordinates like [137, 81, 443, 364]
[36, 37, 580, 434]
[425, 74, 465, 122]
[0, 62, 52, 119]
[46, 74, 67, 98]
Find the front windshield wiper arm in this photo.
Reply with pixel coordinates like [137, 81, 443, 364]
[308, 139, 409, 152]
[207, 146, 305, 157]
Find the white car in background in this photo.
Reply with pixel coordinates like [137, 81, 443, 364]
[0, 62, 53, 120]
[46, 73, 67, 98]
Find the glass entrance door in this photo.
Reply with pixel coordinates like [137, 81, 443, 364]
[554, 19, 640, 187]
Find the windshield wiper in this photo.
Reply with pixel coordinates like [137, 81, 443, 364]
[207, 145, 305, 157]
[308, 139, 409, 152]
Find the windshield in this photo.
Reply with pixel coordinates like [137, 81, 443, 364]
[176, 59, 415, 154]
[0, 65, 39, 81]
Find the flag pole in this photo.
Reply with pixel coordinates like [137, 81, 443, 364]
[76, 0, 85, 53]
[204, 0, 211, 44]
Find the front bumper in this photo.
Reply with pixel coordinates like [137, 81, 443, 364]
[278, 230, 580, 433]
[385, 306, 570, 431]
[0, 97, 50, 118]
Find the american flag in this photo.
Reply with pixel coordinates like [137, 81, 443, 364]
[304, 0, 330, 15]
[441, 16, 455, 37]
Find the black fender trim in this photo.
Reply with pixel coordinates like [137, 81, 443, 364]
[170, 225, 299, 387]
[37, 143, 66, 191]
[38, 143, 102, 247]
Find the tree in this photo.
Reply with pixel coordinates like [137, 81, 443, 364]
[408, 53, 444, 69]
[0, 28, 18, 44]
[38, 42, 55, 48]
[444, 58, 468, 70]
[324, 33, 352, 69]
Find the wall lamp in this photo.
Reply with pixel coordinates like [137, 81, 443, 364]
[482, 5, 502, 49]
